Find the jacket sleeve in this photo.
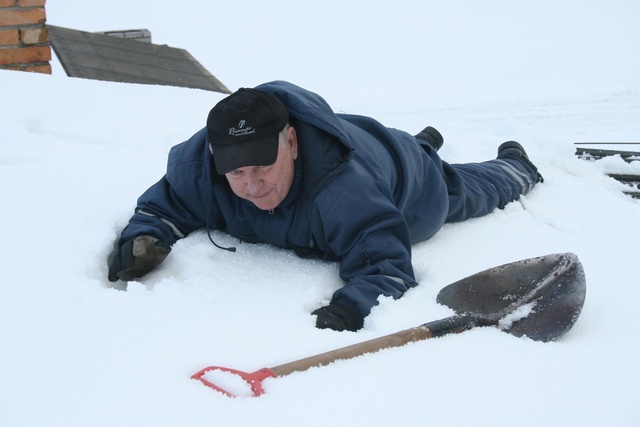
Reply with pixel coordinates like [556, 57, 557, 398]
[312, 176, 419, 320]
[118, 175, 207, 246]
[118, 130, 212, 247]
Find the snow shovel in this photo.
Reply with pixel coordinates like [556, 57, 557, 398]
[191, 252, 586, 397]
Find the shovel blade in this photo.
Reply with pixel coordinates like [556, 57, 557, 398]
[437, 253, 586, 342]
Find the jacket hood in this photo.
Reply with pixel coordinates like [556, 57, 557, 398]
[255, 81, 352, 145]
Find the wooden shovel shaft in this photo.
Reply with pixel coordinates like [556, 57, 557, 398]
[270, 315, 477, 377]
[270, 325, 432, 376]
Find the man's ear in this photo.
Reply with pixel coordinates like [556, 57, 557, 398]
[288, 126, 298, 160]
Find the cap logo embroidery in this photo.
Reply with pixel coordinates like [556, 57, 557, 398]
[228, 119, 256, 137]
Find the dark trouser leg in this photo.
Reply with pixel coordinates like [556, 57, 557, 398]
[444, 155, 540, 223]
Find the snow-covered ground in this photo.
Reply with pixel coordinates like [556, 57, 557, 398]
[1, 1, 639, 426]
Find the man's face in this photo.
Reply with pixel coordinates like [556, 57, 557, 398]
[225, 127, 298, 211]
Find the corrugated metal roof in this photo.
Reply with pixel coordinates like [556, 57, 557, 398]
[48, 25, 230, 94]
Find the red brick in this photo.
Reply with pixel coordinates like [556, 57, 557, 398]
[20, 26, 47, 44]
[0, 28, 18, 45]
[0, 7, 45, 26]
[22, 62, 50, 73]
[0, 63, 51, 73]
[18, 0, 46, 6]
[0, 0, 16, 8]
[0, 45, 50, 64]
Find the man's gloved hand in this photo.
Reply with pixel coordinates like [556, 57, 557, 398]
[107, 236, 171, 282]
[312, 302, 364, 332]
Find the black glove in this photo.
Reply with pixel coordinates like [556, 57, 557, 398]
[313, 302, 363, 332]
[107, 236, 171, 282]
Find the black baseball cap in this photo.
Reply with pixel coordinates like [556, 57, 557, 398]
[207, 88, 289, 175]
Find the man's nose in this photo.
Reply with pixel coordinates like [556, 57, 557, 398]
[246, 172, 262, 191]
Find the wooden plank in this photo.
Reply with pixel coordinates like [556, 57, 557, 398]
[575, 147, 640, 162]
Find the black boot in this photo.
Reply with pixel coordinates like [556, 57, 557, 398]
[415, 126, 444, 151]
[497, 141, 544, 183]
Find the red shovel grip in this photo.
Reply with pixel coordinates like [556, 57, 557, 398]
[191, 366, 276, 397]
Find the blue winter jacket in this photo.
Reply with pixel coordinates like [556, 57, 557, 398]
[119, 81, 450, 320]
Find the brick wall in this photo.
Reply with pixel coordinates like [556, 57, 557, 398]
[0, 0, 51, 74]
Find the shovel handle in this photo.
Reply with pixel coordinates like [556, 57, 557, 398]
[192, 318, 476, 397]
[191, 366, 276, 397]
[192, 321, 463, 397]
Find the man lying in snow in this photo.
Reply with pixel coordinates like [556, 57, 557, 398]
[107, 80, 543, 332]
